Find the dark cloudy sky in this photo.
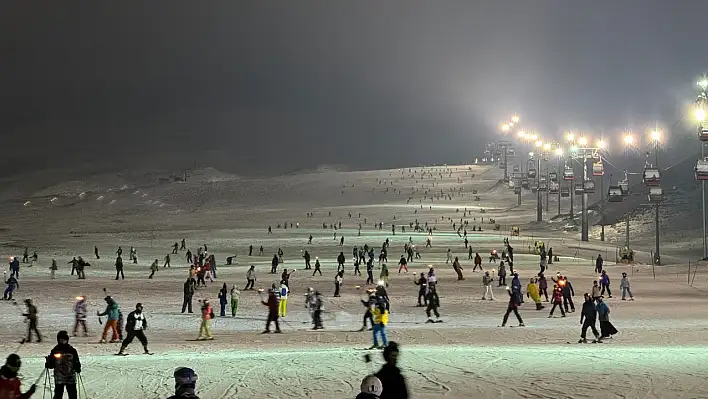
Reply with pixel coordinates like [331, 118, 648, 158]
[1, 1, 707, 175]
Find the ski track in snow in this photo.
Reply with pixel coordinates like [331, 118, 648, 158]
[2, 164, 708, 398]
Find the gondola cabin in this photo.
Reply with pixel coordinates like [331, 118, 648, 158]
[549, 171, 558, 182]
[619, 179, 629, 195]
[648, 187, 664, 202]
[607, 186, 623, 202]
[521, 179, 530, 189]
[563, 168, 575, 181]
[512, 165, 520, 172]
[538, 178, 548, 192]
[592, 160, 604, 176]
[574, 183, 584, 195]
[583, 179, 595, 193]
[549, 181, 560, 194]
[527, 168, 537, 179]
[560, 187, 570, 197]
[699, 123, 708, 141]
[696, 158, 708, 181]
[643, 168, 661, 186]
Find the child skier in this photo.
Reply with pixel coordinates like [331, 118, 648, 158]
[620, 272, 634, 300]
[599, 270, 612, 298]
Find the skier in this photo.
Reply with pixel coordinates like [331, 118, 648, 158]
[425, 288, 440, 323]
[164, 254, 171, 268]
[280, 268, 294, 287]
[446, 249, 452, 264]
[22, 248, 28, 263]
[370, 299, 389, 349]
[473, 253, 483, 271]
[167, 367, 199, 399]
[596, 296, 618, 339]
[22, 299, 41, 343]
[359, 291, 376, 331]
[149, 259, 158, 279]
[117, 303, 151, 355]
[3, 273, 18, 300]
[537, 273, 549, 301]
[73, 296, 88, 337]
[9, 257, 19, 278]
[230, 285, 239, 317]
[591, 280, 601, 302]
[98, 296, 120, 343]
[114, 256, 124, 280]
[261, 287, 281, 333]
[186, 249, 193, 264]
[198, 300, 214, 340]
[68, 257, 78, 276]
[375, 342, 409, 399]
[380, 264, 389, 287]
[94, 246, 100, 259]
[620, 272, 634, 300]
[218, 283, 228, 317]
[312, 291, 324, 330]
[497, 262, 506, 286]
[452, 257, 464, 280]
[599, 270, 612, 298]
[397, 256, 408, 273]
[357, 375, 383, 399]
[337, 252, 346, 269]
[312, 258, 322, 276]
[500, 286, 524, 327]
[245, 265, 256, 290]
[130, 247, 137, 264]
[511, 271, 521, 297]
[334, 271, 343, 297]
[579, 293, 600, 343]
[0, 354, 37, 398]
[482, 271, 494, 300]
[180, 239, 186, 251]
[49, 259, 58, 279]
[303, 250, 311, 269]
[45, 330, 81, 399]
[595, 254, 603, 274]
[548, 285, 566, 318]
[172, 242, 179, 255]
[278, 282, 289, 317]
[271, 254, 279, 274]
[526, 278, 544, 310]
[182, 277, 195, 313]
[75, 257, 87, 280]
[414, 273, 427, 306]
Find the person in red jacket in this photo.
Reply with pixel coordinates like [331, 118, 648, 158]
[261, 288, 281, 334]
[0, 354, 36, 399]
[548, 285, 566, 318]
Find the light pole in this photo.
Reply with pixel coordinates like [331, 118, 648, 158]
[571, 136, 603, 242]
[651, 129, 661, 265]
[696, 81, 708, 260]
[566, 133, 576, 221]
[535, 140, 543, 222]
[597, 139, 607, 241]
[623, 133, 634, 249]
[555, 147, 564, 216]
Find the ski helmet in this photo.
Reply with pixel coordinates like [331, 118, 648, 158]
[360, 375, 382, 397]
[174, 367, 198, 386]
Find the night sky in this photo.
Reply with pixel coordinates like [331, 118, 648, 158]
[2, 1, 707, 176]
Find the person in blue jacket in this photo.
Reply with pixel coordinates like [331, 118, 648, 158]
[595, 296, 618, 339]
[599, 270, 612, 298]
[511, 272, 522, 303]
[3, 274, 18, 300]
[9, 257, 20, 278]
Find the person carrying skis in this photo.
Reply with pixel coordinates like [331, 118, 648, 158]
[497, 262, 506, 286]
[278, 282, 289, 317]
[579, 293, 600, 343]
[198, 299, 214, 340]
[370, 299, 389, 349]
[230, 285, 239, 317]
[599, 270, 612, 298]
[620, 272, 634, 300]
[414, 273, 427, 306]
[501, 286, 525, 327]
[526, 278, 543, 310]
[98, 296, 120, 343]
[73, 296, 88, 337]
[261, 287, 281, 333]
[218, 283, 228, 317]
[482, 271, 494, 300]
[3, 273, 18, 300]
[45, 330, 81, 399]
[548, 285, 566, 318]
[0, 354, 36, 399]
[167, 367, 199, 399]
[22, 299, 41, 343]
[149, 259, 159, 279]
[117, 303, 151, 355]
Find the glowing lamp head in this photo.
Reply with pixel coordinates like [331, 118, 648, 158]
[578, 137, 588, 146]
[597, 140, 606, 149]
[699, 79, 708, 90]
[559, 280, 566, 287]
[543, 143, 551, 151]
[535, 140, 543, 148]
[696, 108, 706, 122]
[54, 353, 62, 359]
[624, 134, 634, 145]
[530, 134, 538, 141]
[555, 148, 564, 157]
[501, 124, 510, 132]
[651, 130, 661, 142]
[511, 115, 520, 123]
[566, 132, 575, 142]
[76, 296, 84, 301]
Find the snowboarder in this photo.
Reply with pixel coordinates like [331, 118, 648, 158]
[620, 272, 634, 300]
[526, 278, 543, 310]
[482, 271, 494, 300]
[167, 367, 198, 399]
[452, 257, 464, 280]
[73, 296, 88, 337]
[114, 256, 124, 280]
[198, 300, 214, 340]
[261, 288, 281, 333]
[22, 299, 41, 343]
[596, 296, 618, 339]
[500, 286, 524, 327]
[98, 296, 120, 343]
[45, 330, 81, 399]
[230, 285, 239, 316]
[3, 273, 18, 300]
[548, 285, 566, 318]
[245, 265, 256, 290]
[599, 270, 612, 298]
[117, 303, 151, 355]
[579, 293, 600, 343]
[414, 273, 427, 306]
[218, 283, 228, 317]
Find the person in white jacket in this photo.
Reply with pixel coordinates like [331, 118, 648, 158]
[279, 282, 289, 317]
[482, 271, 494, 300]
[620, 272, 634, 300]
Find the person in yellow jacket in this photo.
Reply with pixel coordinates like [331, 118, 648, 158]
[370, 299, 389, 349]
[526, 278, 544, 310]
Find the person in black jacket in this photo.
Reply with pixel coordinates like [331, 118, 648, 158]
[45, 331, 81, 399]
[375, 342, 409, 399]
[579, 293, 600, 343]
[501, 287, 525, 327]
[117, 303, 150, 355]
[414, 273, 427, 307]
[22, 299, 41, 343]
[182, 277, 195, 313]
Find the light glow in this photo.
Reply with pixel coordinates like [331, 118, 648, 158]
[624, 133, 634, 145]
[651, 130, 661, 142]
[696, 107, 706, 122]
[555, 148, 564, 156]
[543, 143, 551, 151]
[511, 115, 520, 123]
[578, 137, 588, 146]
[566, 132, 575, 142]
[699, 79, 708, 90]
[597, 140, 606, 149]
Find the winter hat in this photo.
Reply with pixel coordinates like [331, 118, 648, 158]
[57, 330, 70, 342]
[174, 367, 198, 396]
[5, 354, 21, 372]
[360, 374, 383, 397]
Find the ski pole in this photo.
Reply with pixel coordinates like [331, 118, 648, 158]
[78, 374, 88, 399]
[33, 367, 46, 385]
